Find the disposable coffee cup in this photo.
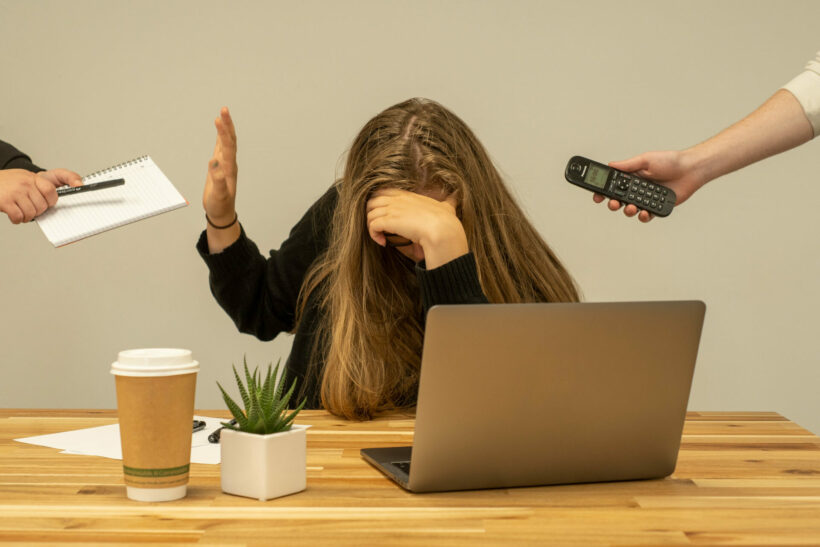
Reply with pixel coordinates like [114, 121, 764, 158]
[111, 348, 199, 502]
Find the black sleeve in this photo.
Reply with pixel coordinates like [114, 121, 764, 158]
[196, 185, 338, 341]
[415, 252, 489, 314]
[0, 140, 43, 172]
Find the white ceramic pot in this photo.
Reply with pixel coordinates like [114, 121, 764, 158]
[220, 424, 309, 501]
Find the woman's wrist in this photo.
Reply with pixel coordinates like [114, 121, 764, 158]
[206, 211, 238, 229]
[205, 206, 237, 226]
[206, 210, 241, 254]
[420, 221, 469, 269]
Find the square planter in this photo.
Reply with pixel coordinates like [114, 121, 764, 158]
[220, 425, 309, 501]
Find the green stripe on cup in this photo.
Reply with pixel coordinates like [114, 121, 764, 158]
[123, 464, 190, 478]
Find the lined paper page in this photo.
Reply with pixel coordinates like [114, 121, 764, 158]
[36, 156, 187, 247]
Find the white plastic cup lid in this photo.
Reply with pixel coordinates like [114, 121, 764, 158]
[111, 348, 199, 377]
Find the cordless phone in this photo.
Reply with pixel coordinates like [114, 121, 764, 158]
[564, 156, 676, 217]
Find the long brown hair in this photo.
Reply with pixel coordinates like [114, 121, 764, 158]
[297, 98, 579, 420]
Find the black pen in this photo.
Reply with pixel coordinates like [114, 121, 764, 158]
[192, 420, 207, 433]
[208, 419, 238, 443]
[56, 178, 125, 197]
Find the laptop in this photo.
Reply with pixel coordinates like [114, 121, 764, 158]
[361, 301, 706, 493]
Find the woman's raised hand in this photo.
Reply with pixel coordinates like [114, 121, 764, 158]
[203, 107, 241, 253]
[203, 107, 239, 225]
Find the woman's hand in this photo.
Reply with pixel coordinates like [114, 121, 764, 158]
[366, 188, 469, 269]
[203, 107, 238, 222]
[203, 107, 241, 253]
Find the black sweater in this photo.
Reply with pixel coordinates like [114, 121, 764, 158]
[196, 185, 488, 408]
[0, 140, 43, 171]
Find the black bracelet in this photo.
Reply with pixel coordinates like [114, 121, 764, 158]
[206, 212, 238, 229]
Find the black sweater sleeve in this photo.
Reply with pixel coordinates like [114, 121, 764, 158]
[196, 186, 338, 341]
[416, 252, 489, 312]
[0, 140, 43, 172]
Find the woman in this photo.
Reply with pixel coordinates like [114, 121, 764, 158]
[198, 98, 579, 420]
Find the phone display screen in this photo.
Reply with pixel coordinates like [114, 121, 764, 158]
[584, 164, 609, 189]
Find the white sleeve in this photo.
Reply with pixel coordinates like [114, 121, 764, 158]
[782, 50, 820, 137]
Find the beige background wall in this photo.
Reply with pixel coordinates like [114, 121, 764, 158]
[1, 0, 818, 432]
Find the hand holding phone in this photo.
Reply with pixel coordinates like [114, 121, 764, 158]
[565, 156, 676, 217]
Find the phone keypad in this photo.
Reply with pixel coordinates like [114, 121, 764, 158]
[618, 174, 671, 215]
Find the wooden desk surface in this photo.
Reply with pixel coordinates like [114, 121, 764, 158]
[1, 410, 820, 545]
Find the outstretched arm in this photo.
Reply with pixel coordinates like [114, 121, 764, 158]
[597, 50, 820, 223]
[597, 90, 813, 222]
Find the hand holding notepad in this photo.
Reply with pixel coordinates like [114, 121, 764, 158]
[36, 155, 187, 247]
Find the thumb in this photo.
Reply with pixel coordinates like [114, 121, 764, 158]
[608, 155, 647, 174]
[42, 168, 84, 187]
[64, 170, 83, 187]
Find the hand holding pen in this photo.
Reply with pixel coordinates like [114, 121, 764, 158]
[0, 168, 82, 224]
[1, 170, 125, 224]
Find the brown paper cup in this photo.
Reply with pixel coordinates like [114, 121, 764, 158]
[112, 349, 199, 502]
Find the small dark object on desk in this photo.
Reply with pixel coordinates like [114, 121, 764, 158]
[192, 420, 206, 433]
[208, 419, 238, 443]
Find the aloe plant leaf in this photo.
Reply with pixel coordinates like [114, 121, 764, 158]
[250, 414, 266, 435]
[260, 363, 284, 433]
[232, 364, 251, 412]
[265, 361, 283, 422]
[276, 377, 296, 412]
[261, 362, 274, 395]
[260, 364, 275, 423]
[266, 398, 289, 431]
[243, 356, 255, 396]
[280, 396, 307, 431]
[273, 361, 288, 403]
[269, 359, 281, 393]
[247, 383, 262, 430]
[217, 382, 248, 430]
[281, 377, 296, 407]
[266, 397, 288, 431]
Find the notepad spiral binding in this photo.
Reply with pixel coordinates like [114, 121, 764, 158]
[83, 155, 149, 180]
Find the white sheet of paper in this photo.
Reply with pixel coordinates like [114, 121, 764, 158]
[15, 415, 228, 465]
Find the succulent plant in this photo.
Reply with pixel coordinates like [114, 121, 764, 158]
[217, 357, 306, 435]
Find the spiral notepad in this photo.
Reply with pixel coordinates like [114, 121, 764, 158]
[36, 155, 188, 247]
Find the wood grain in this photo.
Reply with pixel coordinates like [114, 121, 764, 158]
[1, 410, 819, 545]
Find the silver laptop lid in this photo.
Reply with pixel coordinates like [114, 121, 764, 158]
[408, 301, 706, 492]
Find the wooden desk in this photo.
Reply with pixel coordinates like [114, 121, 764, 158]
[1, 410, 820, 545]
